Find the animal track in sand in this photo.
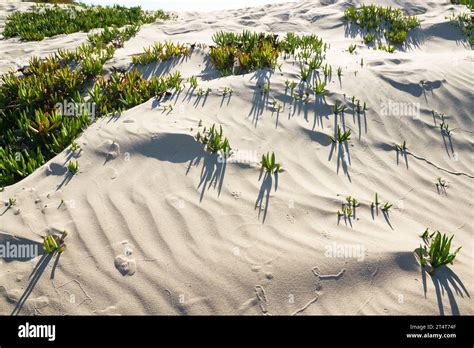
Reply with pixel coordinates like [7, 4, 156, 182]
[53, 279, 93, 311]
[312, 267, 346, 280]
[254, 285, 269, 315]
[291, 295, 319, 316]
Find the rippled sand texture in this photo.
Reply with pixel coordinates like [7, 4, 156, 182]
[0, 0, 472, 315]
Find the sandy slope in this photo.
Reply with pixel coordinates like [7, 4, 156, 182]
[0, 0, 472, 315]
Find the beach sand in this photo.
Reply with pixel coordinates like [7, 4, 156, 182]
[0, 0, 472, 315]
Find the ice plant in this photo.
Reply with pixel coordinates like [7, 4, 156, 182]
[333, 101, 347, 115]
[330, 126, 351, 143]
[43, 230, 68, 255]
[188, 76, 198, 89]
[418, 230, 461, 275]
[195, 124, 231, 157]
[381, 202, 392, 213]
[8, 197, 16, 207]
[67, 160, 79, 175]
[314, 81, 327, 95]
[260, 152, 282, 174]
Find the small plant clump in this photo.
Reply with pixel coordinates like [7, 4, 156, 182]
[344, 5, 420, 47]
[3, 4, 170, 41]
[89, 70, 182, 116]
[210, 31, 327, 75]
[8, 197, 16, 207]
[188, 76, 198, 89]
[260, 152, 282, 174]
[132, 41, 190, 65]
[333, 101, 347, 115]
[395, 141, 408, 153]
[87, 25, 140, 49]
[67, 160, 79, 175]
[195, 123, 232, 157]
[330, 126, 351, 144]
[446, 1, 473, 45]
[223, 87, 233, 97]
[43, 230, 68, 254]
[435, 177, 448, 192]
[418, 229, 461, 275]
[370, 192, 379, 209]
[381, 202, 393, 213]
[314, 81, 328, 95]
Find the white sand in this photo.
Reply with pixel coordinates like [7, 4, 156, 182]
[0, 0, 472, 315]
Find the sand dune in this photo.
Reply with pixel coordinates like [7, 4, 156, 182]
[0, 0, 472, 315]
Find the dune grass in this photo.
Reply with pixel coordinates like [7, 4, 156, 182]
[3, 4, 170, 41]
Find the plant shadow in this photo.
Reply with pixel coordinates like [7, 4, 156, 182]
[255, 171, 276, 223]
[11, 253, 54, 315]
[248, 68, 273, 127]
[417, 259, 471, 315]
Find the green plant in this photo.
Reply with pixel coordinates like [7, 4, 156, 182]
[223, 87, 233, 97]
[381, 202, 392, 213]
[446, 8, 473, 45]
[348, 44, 357, 54]
[363, 33, 376, 43]
[210, 30, 281, 75]
[8, 197, 16, 207]
[132, 41, 190, 65]
[188, 76, 198, 89]
[261, 152, 282, 174]
[67, 160, 79, 175]
[195, 124, 231, 157]
[330, 126, 351, 143]
[395, 141, 408, 152]
[435, 177, 448, 190]
[337, 67, 343, 77]
[271, 99, 282, 112]
[299, 65, 311, 82]
[343, 205, 353, 219]
[263, 82, 269, 93]
[346, 196, 359, 208]
[440, 119, 453, 137]
[370, 192, 379, 209]
[323, 64, 332, 78]
[70, 140, 78, 152]
[314, 81, 327, 95]
[308, 56, 323, 70]
[43, 230, 68, 254]
[344, 5, 419, 48]
[418, 230, 461, 275]
[377, 43, 396, 53]
[333, 101, 347, 115]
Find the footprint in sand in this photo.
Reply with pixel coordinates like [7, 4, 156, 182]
[114, 255, 137, 276]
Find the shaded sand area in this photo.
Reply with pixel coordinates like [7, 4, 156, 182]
[0, 0, 472, 315]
